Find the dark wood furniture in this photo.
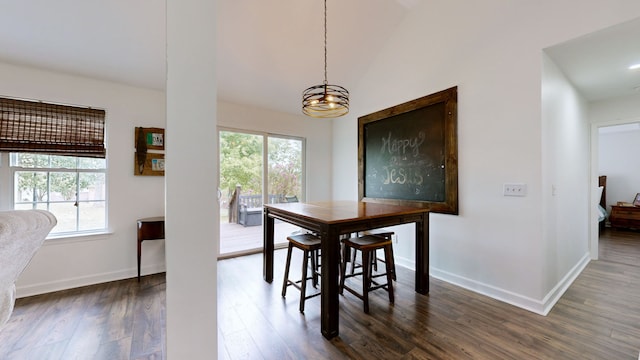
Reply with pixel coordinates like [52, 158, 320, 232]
[609, 205, 640, 230]
[137, 216, 165, 282]
[263, 200, 430, 339]
[339, 235, 395, 314]
[281, 233, 322, 313]
[359, 228, 396, 280]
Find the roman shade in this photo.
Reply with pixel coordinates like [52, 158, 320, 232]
[0, 97, 106, 158]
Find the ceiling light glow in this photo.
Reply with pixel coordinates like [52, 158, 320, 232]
[629, 63, 640, 70]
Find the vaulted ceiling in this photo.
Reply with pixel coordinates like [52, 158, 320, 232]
[0, 1, 638, 116]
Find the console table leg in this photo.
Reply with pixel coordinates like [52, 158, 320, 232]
[137, 239, 142, 282]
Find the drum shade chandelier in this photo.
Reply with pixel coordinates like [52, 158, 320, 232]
[302, 0, 349, 118]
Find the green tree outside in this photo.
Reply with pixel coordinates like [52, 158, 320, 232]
[268, 137, 302, 200]
[219, 132, 302, 201]
[14, 154, 104, 204]
[219, 131, 263, 196]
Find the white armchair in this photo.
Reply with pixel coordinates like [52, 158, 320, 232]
[0, 210, 56, 329]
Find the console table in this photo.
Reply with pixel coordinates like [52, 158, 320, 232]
[609, 205, 640, 230]
[137, 216, 165, 281]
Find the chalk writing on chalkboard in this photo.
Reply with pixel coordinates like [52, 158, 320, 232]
[364, 102, 445, 202]
[358, 87, 458, 214]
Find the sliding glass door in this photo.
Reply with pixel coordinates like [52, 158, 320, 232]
[268, 136, 303, 203]
[218, 128, 304, 256]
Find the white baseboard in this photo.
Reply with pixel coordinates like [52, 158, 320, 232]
[429, 266, 546, 314]
[393, 254, 415, 271]
[16, 263, 166, 298]
[539, 252, 591, 315]
[395, 252, 591, 316]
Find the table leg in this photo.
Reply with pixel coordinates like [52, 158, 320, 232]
[137, 238, 142, 282]
[415, 214, 430, 294]
[263, 208, 274, 283]
[320, 226, 340, 339]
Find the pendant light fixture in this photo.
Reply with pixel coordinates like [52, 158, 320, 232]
[302, 0, 349, 118]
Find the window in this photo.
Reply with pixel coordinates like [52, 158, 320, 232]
[10, 153, 106, 235]
[0, 96, 107, 236]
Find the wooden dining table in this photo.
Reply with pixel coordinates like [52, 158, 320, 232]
[263, 200, 430, 339]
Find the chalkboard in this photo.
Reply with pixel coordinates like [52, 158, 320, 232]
[358, 87, 458, 214]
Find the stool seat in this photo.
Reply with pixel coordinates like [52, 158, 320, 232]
[288, 233, 322, 250]
[343, 235, 391, 250]
[282, 233, 322, 313]
[340, 235, 395, 314]
[353, 229, 397, 281]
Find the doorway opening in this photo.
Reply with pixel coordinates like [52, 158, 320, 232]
[592, 121, 640, 261]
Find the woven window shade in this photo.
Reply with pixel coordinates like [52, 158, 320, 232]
[0, 97, 106, 158]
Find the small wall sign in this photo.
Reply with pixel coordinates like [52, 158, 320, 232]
[135, 127, 165, 176]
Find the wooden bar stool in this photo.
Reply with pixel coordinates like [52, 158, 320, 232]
[356, 228, 396, 280]
[339, 235, 395, 314]
[281, 233, 322, 313]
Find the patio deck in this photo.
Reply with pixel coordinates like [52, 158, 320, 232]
[219, 220, 300, 256]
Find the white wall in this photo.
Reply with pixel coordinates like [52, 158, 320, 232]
[541, 53, 591, 310]
[591, 94, 640, 212]
[0, 62, 167, 297]
[333, 0, 640, 314]
[218, 101, 333, 202]
[591, 94, 640, 125]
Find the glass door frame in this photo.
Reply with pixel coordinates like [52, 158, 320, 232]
[265, 132, 307, 205]
[217, 126, 306, 257]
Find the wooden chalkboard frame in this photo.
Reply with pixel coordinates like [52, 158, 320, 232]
[358, 87, 458, 214]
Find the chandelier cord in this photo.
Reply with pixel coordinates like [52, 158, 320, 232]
[323, 0, 327, 85]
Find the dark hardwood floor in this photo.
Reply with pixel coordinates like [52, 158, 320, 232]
[0, 273, 166, 359]
[1, 228, 640, 359]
